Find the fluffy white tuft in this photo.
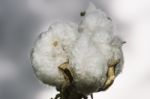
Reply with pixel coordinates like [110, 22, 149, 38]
[31, 21, 78, 88]
[69, 33, 108, 94]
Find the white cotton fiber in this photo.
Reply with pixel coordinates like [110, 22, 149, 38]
[69, 33, 108, 94]
[31, 21, 78, 89]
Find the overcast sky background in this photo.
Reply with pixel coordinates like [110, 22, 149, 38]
[0, 0, 150, 99]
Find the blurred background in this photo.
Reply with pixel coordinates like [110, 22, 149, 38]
[0, 0, 150, 99]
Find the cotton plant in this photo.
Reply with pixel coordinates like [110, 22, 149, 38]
[31, 2, 125, 99]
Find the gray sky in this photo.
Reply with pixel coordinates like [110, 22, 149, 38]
[0, 0, 150, 99]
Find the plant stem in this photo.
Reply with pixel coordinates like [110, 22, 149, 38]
[54, 86, 87, 99]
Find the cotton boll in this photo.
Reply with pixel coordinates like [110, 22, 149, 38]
[31, 21, 78, 89]
[69, 33, 108, 95]
[30, 2, 125, 98]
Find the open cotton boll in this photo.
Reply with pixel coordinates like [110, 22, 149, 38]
[69, 33, 108, 95]
[30, 2, 125, 99]
[31, 21, 78, 89]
